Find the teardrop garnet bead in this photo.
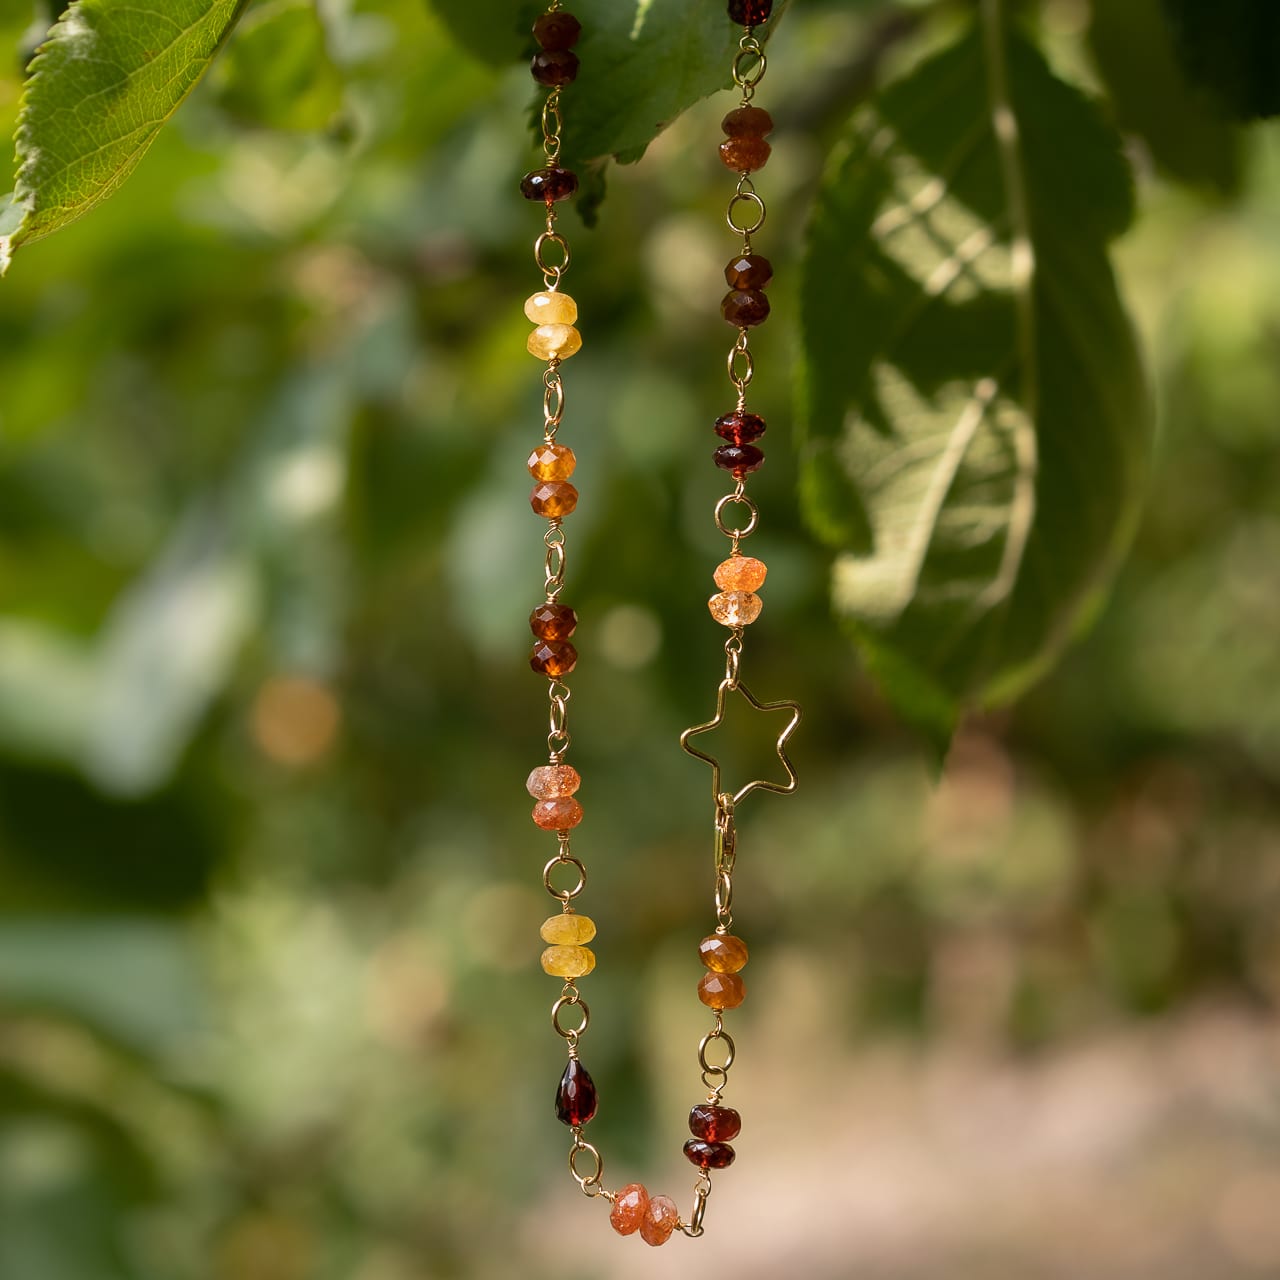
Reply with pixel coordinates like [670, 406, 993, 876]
[555, 1057, 599, 1126]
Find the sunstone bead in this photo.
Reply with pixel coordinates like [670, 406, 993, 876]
[540, 912, 596, 945]
[527, 443, 576, 482]
[533, 11, 582, 49]
[640, 1195, 680, 1247]
[530, 638, 578, 677]
[689, 1103, 742, 1142]
[722, 106, 774, 137]
[531, 48, 579, 85]
[555, 1056, 598, 1125]
[530, 602, 578, 640]
[532, 796, 583, 829]
[728, 0, 773, 24]
[724, 254, 773, 290]
[713, 557, 767, 594]
[708, 591, 763, 628]
[520, 167, 579, 203]
[527, 323, 582, 362]
[683, 1139, 736, 1170]
[526, 763, 581, 798]
[719, 136, 772, 172]
[714, 409, 767, 444]
[722, 289, 771, 328]
[698, 970, 746, 1009]
[699, 932, 750, 972]
[714, 443, 765, 477]
[541, 944, 596, 978]
[610, 1184, 649, 1236]
[530, 480, 579, 518]
[524, 290, 578, 325]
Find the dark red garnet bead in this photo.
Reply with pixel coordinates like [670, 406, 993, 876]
[683, 1139, 736, 1170]
[531, 48, 580, 86]
[715, 410, 767, 445]
[725, 254, 773, 290]
[722, 289, 771, 328]
[530, 602, 578, 641]
[689, 1104, 742, 1143]
[520, 167, 579, 203]
[556, 1057, 599, 1127]
[714, 444, 765, 477]
[728, 0, 772, 26]
[533, 12, 582, 50]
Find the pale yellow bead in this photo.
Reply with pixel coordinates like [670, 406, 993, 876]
[541, 944, 596, 978]
[540, 913, 597, 945]
[527, 323, 582, 361]
[524, 290, 578, 325]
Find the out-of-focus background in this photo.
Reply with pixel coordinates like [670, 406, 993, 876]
[2, 1, 1280, 1277]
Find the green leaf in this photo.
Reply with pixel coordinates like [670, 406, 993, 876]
[0, 0, 251, 272]
[1161, 0, 1280, 121]
[799, 15, 1153, 751]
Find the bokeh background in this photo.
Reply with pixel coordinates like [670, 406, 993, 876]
[2, 1, 1280, 1277]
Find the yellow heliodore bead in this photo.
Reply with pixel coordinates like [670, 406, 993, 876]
[524, 290, 578, 325]
[541, 944, 596, 978]
[527, 323, 582, 361]
[540, 913, 597, 945]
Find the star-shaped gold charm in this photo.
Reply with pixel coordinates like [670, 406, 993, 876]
[680, 679, 802, 806]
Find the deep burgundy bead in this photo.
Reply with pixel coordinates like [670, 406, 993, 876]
[556, 1057, 599, 1126]
[721, 289, 771, 328]
[520, 167, 579, 203]
[714, 444, 765, 477]
[728, 0, 772, 25]
[683, 1139, 736, 1170]
[689, 1104, 742, 1143]
[714, 410, 767, 445]
[724, 254, 773, 290]
[531, 48, 580, 86]
[533, 12, 582, 50]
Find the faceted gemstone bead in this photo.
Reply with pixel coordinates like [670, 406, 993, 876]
[707, 591, 763, 628]
[722, 289, 771, 328]
[698, 971, 746, 1009]
[722, 106, 774, 138]
[683, 1139, 737, 1170]
[530, 480, 579, 518]
[541, 943, 596, 979]
[532, 796, 583, 829]
[714, 443, 765, 477]
[719, 136, 772, 172]
[640, 1194, 680, 1247]
[527, 324, 582, 362]
[524, 290, 578, 325]
[526, 763, 581, 798]
[540, 912, 596, 945]
[728, 0, 773, 24]
[527, 443, 577, 482]
[724, 254, 773, 290]
[530, 602, 578, 640]
[555, 1056, 599, 1125]
[610, 1183, 650, 1236]
[689, 1103, 742, 1142]
[714, 409, 767, 445]
[520, 167, 579, 203]
[530, 638, 578, 677]
[698, 932, 750, 973]
[713, 557, 767, 594]
[531, 49, 580, 85]
[533, 11, 582, 50]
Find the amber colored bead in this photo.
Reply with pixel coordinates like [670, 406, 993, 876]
[531, 48, 579, 85]
[698, 971, 746, 1009]
[530, 480, 579, 518]
[724, 254, 773, 291]
[719, 136, 772, 172]
[533, 11, 582, 50]
[527, 763, 580, 798]
[542, 943, 595, 978]
[722, 106, 774, 138]
[520, 167, 579, 203]
[640, 1195, 680, 1247]
[527, 324, 582, 362]
[524, 290, 578, 325]
[532, 795, 583, 829]
[530, 602, 578, 640]
[530, 638, 578, 677]
[708, 591, 763, 628]
[555, 1055, 598, 1124]
[699, 932, 750, 973]
[610, 1184, 649, 1236]
[714, 409, 767, 445]
[728, 0, 773, 24]
[722, 289, 771, 328]
[527, 443, 576, 483]
[713, 557, 767, 594]
[683, 1139, 736, 1170]
[689, 1103, 742, 1142]
[540, 912, 596, 945]
[714, 443, 765, 478]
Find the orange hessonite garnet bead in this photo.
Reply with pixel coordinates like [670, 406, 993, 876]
[530, 480, 578, 519]
[713, 556, 767, 593]
[698, 971, 745, 1010]
[530, 602, 578, 640]
[639, 1194, 681, 1247]
[610, 1183, 650, 1236]
[527, 443, 576, 482]
[526, 763, 581, 798]
[699, 933, 749, 973]
[530, 638, 577, 677]
[532, 796, 583, 831]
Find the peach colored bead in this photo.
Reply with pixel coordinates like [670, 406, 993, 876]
[640, 1194, 680, 1246]
[708, 590, 762, 627]
[526, 764, 581, 799]
[540, 913, 596, 945]
[540, 944, 595, 978]
[532, 796, 583, 830]
[713, 555, 768, 593]
[610, 1183, 649, 1236]
[524, 290, 578, 325]
[527, 323, 582, 361]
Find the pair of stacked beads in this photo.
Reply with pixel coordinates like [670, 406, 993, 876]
[529, 593, 578, 678]
[696, 931, 749, 1011]
[708, 552, 768, 630]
